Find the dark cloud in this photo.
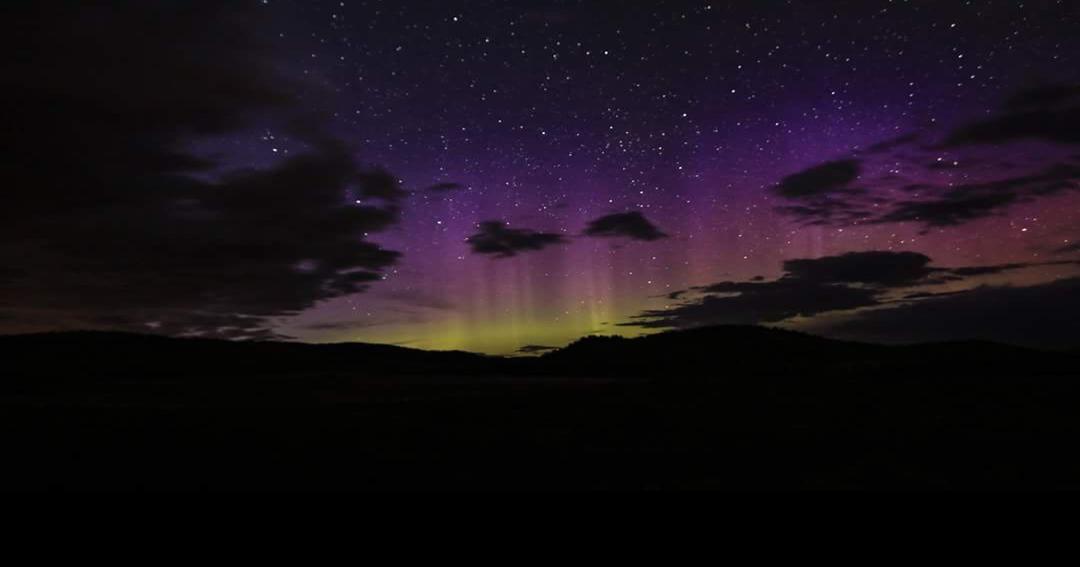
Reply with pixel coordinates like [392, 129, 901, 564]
[629, 279, 880, 329]
[624, 251, 1055, 331]
[583, 212, 669, 241]
[516, 345, 557, 355]
[864, 133, 920, 154]
[828, 277, 1080, 350]
[771, 160, 872, 227]
[876, 165, 1079, 227]
[774, 160, 861, 198]
[775, 200, 868, 227]
[0, 2, 403, 339]
[899, 290, 965, 301]
[946, 84, 1080, 146]
[774, 85, 1080, 229]
[466, 221, 567, 258]
[782, 251, 934, 285]
[300, 320, 382, 332]
[944, 264, 1027, 277]
[356, 168, 407, 202]
[1004, 85, 1080, 110]
[779, 163, 1080, 229]
[876, 192, 1020, 228]
[427, 182, 467, 192]
[627, 251, 928, 329]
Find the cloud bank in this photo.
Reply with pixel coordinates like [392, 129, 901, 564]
[773, 85, 1080, 230]
[626, 250, 1079, 347]
[0, 2, 403, 339]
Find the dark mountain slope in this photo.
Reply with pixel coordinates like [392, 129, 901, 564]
[0, 331, 502, 383]
[2, 326, 1074, 384]
[1, 327, 1079, 490]
[536, 325, 1075, 378]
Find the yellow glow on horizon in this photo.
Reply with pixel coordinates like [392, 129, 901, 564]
[321, 295, 656, 355]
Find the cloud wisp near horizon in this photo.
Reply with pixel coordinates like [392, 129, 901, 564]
[624, 250, 1080, 349]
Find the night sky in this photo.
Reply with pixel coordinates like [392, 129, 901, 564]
[3, 1, 1080, 353]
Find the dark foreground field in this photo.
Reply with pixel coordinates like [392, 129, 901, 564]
[2, 327, 1079, 490]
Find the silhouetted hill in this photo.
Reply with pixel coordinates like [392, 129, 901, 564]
[0, 331, 502, 383]
[2, 326, 1074, 386]
[2, 326, 1080, 490]
[535, 325, 1075, 378]
[538, 325, 873, 376]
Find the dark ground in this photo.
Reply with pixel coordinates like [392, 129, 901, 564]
[2, 327, 1079, 490]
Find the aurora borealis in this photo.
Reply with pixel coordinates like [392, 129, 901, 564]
[3, 1, 1080, 353]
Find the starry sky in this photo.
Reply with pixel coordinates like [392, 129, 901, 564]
[3, 1, 1080, 353]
